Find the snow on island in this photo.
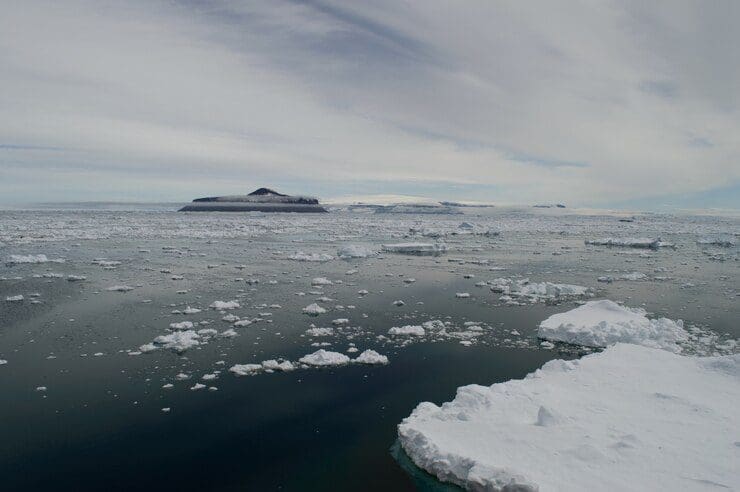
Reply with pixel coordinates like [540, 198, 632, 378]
[398, 343, 740, 491]
[179, 188, 328, 213]
[538, 300, 688, 352]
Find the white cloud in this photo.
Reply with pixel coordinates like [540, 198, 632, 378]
[0, 0, 738, 206]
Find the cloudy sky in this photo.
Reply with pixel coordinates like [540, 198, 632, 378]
[1, 0, 738, 208]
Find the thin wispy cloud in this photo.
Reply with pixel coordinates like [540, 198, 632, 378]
[0, 0, 738, 207]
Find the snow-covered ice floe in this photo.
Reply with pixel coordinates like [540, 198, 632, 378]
[299, 349, 350, 366]
[585, 237, 665, 249]
[398, 343, 740, 491]
[209, 300, 240, 310]
[5, 254, 64, 265]
[337, 245, 377, 259]
[287, 251, 334, 262]
[490, 278, 592, 304]
[381, 243, 447, 255]
[697, 235, 736, 247]
[302, 303, 327, 315]
[538, 300, 687, 352]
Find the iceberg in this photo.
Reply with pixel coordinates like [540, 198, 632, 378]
[398, 344, 740, 491]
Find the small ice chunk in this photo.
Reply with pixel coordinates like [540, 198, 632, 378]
[303, 303, 327, 315]
[210, 300, 240, 310]
[337, 245, 377, 259]
[354, 350, 389, 365]
[299, 349, 351, 366]
[106, 285, 133, 292]
[388, 325, 425, 336]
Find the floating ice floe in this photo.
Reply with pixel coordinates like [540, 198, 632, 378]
[5, 295, 24, 302]
[209, 300, 240, 310]
[305, 327, 333, 336]
[381, 243, 447, 255]
[303, 303, 327, 315]
[106, 285, 134, 292]
[538, 300, 687, 352]
[288, 251, 334, 262]
[311, 277, 333, 286]
[697, 235, 736, 247]
[337, 245, 377, 259]
[299, 349, 351, 366]
[354, 349, 389, 365]
[0, 359, 7, 365]
[389, 325, 425, 336]
[398, 343, 740, 492]
[6, 254, 64, 265]
[169, 321, 194, 330]
[142, 330, 204, 354]
[585, 237, 674, 249]
[489, 278, 592, 304]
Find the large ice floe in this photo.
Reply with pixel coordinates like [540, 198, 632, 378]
[538, 300, 688, 352]
[398, 343, 740, 491]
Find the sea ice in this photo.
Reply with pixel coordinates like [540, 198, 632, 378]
[299, 349, 350, 366]
[6, 254, 61, 264]
[388, 325, 425, 336]
[169, 321, 194, 330]
[398, 344, 740, 491]
[106, 285, 134, 292]
[538, 300, 688, 352]
[288, 251, 334, 262]
[303, 303, 327, 315]
[353, 350, 389, 365]
[489, 278, 592, 303]
[151, 330, 202, 353]
[210, 300, 240, 310]
[337, 245, 377, 259]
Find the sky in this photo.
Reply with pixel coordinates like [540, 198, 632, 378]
[1, 0, 738, 209]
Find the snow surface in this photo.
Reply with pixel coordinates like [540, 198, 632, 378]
[538, 300, 688, 352]
[398, 343, 740, 491]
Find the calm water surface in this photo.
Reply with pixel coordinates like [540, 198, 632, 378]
[0, 209, 737, 490]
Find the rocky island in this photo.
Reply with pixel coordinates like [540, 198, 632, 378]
[179, 188, 328, 213]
